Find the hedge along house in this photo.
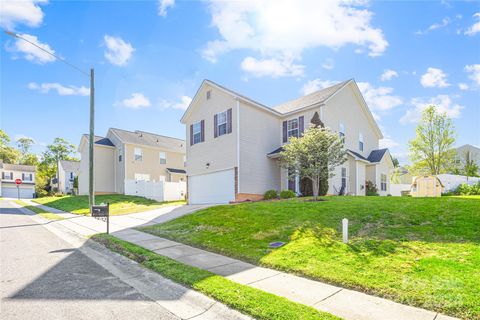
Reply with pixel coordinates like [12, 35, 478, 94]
[181, 79, 394, 204]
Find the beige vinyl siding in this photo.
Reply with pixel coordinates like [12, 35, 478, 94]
[323, 83, 379, 157]
[239, 101, 281, 194]
[107, 131, 125, 193]
[124, 144, 185, 182]
[78, 139, 116, 195]
[375, 154, 393, 196]
[185, 85, 237, 176]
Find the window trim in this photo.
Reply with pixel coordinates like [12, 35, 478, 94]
[216, 110, 228, 137]
[134, 147, 143, 161]
[192, 121, 202, 145]
[159, 151, 167, 165]
[341, 167, 347, 189]
[287, 118, 299, 139]
[3, 172, 13, 180]
[23, 173, 33, 182]
[359, 132, 364, 152]
[380, 173, 387, 191]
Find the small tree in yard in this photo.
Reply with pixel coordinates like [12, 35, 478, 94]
[280, 127, 347, 201]
[409, 105, 456, 175]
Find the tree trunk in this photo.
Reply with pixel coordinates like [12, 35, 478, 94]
[312, 178, 319, 201]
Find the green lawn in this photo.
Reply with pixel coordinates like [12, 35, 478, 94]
[33, 194, 185, 215]
[15, 200, 64, 220]
[93, 234, 339, 320]
[141, 196, 480, 319]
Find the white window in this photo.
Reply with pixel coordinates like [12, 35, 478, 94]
[341, 168, 347, 189]
[359, 132, 364, 152]
[183, 155, 187, 167]
[206, 90, 211, 100]
[134, 148, 143, 161]
[2, 172, 13, 180]
[287, 118, 299, 138]
[339, 123, 345, 143]
[134, 173, 150, 181]
[192, 121, 202, 145]
[159, 152, 167, 164]
[381, 174, 387, 191]
[217, 111, 228, 136]
[23, 173, 33, 182]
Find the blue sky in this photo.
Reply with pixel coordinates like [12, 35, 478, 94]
[1, 0, 479, 164]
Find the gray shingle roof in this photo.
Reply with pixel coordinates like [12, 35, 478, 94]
[367, 149, 388, 163]
[109, 128, 185, 153]
[59, 160, 80, 173]
[166, 168, 186, 174]
[1, 163, 36, 172]
[272, 80, 351, 114]
[82, 135, 115, 147]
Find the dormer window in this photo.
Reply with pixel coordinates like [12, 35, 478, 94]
[359, 132, 364, 152]
[287, 119, 299, 138]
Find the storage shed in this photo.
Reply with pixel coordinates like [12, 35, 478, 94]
[410, 176, 444, 197]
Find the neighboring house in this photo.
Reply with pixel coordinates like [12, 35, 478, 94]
[181, 79, 394, 204]
[58, 160, 80, 194]
[453, 144, 480, 173]
[78, 128, 186, 195]
[0, 160, 36, 198]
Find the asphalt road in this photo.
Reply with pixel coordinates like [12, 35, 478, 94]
[0, 200, 179, 320]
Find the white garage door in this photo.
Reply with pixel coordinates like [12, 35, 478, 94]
[2, 187, 34, 199]
[189, 169, 235, 204]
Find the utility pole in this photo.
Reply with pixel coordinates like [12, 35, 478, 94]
[89, 68, 95, 210]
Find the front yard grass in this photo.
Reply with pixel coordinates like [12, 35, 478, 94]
[15, 200, 64, 220]
[140, 196, 480, 319]
[92, 234, 339, 320]
[33, 194, 185, 215]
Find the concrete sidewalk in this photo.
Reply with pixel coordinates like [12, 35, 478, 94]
[20, 199, 458, 320]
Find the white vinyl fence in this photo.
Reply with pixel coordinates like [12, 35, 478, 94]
[436, 174, 480, 192]
[390, 183, 411, 196]
[124, 180, 186, 202]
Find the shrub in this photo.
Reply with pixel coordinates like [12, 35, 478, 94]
[280, 190, 296, 199]
[450, 182, 480, 195]
[365, 180, 379, 196]
[263, 189, 278, 200]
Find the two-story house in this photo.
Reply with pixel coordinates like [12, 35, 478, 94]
[181, 79, 394, 204]
[77, 128, 186, 195]
[57, 160, 80, 194]
[0, 160, 36, 198]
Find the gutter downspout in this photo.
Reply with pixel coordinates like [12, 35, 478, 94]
[236, 99, 241, 195]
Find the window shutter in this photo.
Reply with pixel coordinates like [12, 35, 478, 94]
[227, 108, 232, 134]
[22, 173, 25, 180]
[2, 172, 4, 179]
[201, 120, 205, 142]
[299, 116, 304, 135]
[214, 114, 218, 138]
[190, 124, 193, 145]
[282, 121, 288, 143]
[30, 173, 33, 181]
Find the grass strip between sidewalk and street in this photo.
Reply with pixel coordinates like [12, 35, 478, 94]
[92, 233, 341, 320]
[15, 200, 65, 220]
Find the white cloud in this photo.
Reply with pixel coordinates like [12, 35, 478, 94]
[0, 0, 47, 29]
[202, 0, 388, 68]
[240, 56, 304, 78]
[7, 33, 56, 64]
[458, 83, 469, 90]
[28, 82, 89, 96]
[400, 95, 463, 124]
[158, 0, 175, 17]
[357, 82, 403, 112]
[465, 64, 480, 86]
[103, 35, 135, 66]
[159, 96, 192, 110]
[321, 58, 334, 70]
[379, 137, 399, 149]
[380, 69, 398, 81]
[415, 17, 450, 35]
[301, 79, 338, 95]
[465, 12, 480, 36]
[420, 67, 450, 88]
[117, 93, 151, 109]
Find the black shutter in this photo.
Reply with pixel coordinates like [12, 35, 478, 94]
[190, 124, 193, 145]
[22, 173, 25, 180]
[200, 120, 205, 142]
[1, 172, 4, 179]
[227, 108, 232, 134]
[299, 116, 304, 135]
[214, 114, 218, 138]
[282, 121, 288, 143]
[30, 173, 33, 181]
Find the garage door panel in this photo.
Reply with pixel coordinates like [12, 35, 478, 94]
[189, 169, 235, 204]
[2, 187, 34, 199]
